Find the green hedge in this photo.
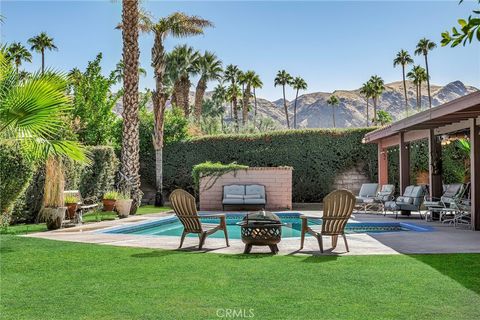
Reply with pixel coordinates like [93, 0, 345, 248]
[11, 146, 118, 223]
[0, 144, 35, 226]
[160, 129, 379, 202]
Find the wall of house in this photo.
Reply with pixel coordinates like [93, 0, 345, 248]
[332, 165, 371, 195]
[199, 167, 292, 211]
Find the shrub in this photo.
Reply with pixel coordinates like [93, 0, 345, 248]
[0, 144, 35, 226]
[103, 191, 119, 200]
[160, 128, 378, 202]
[192, 161, 249, 189]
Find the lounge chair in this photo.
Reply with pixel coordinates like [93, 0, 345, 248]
[355, 183, 379, 213]
[169, 189, 229, 250]
[363, 184, 395, 215]
[63, 190, 98, 224]
[384, 185, 427, 219]
[424, 183, 464, 221]
[300, 189, 356, 253]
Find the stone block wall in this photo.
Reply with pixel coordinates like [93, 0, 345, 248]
[332, 165, 371, 195]
[199, 167, 292, 211]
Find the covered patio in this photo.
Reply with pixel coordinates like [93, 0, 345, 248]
[363, 92, 480, 231]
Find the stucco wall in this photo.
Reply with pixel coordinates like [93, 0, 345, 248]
[199, 167, 292, 211]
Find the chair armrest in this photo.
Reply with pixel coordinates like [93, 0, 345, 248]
[424, 196, 441, 202]
[300, 215, 322, 220]
[198, 214, 226, 219]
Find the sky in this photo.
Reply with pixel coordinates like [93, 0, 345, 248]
[1, 0, 479, 100]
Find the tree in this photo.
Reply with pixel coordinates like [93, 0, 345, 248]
[5, 42, 32, 73]
[375, 110, 393, 126]
[224, 64, 241, 131]
[193, 51, 222, 123]
[239, 70, 257, 126]
[442, 0, 480, 47]
[368, 75, 385, 125]
[112, 59, 146, 84]
[360, 81, 374, 127]
[27, 32, 57, 73]
[291, 77, 307, 129]
[407, 65, 428, 110]
[415, 38, 436, 109]
[274, 70, 293, 129]
[212, 83, 227, 131]
[0, 50, 86, 162]
[168, 45, 200, 116]
[69, 53, 121, 146]
[326, 94, 340, 128]
[393, 49, 414, 114]
[250, 73, 263, 128]
[148, 12, 212, 206]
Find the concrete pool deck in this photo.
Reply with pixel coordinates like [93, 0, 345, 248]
[25, 210, 480, 256]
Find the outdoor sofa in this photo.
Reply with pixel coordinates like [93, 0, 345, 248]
[222, 184, 266, 210]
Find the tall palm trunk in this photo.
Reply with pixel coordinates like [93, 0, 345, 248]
[120, 0, 142, 213]
[424, 55, 432, 108]
[294, 88, 299, 129]
[177, 76, 190, 116]
[41, 48, 45, 74]
[253, 87, 258, 128]
[194, 77, 207, 123]
[232, 96, 239, 131]
[242, 84, 251, 126]
[282, 85, 290, 129]
[419, 81, 423, 110]
[332, 106, 336, 128]
[373, 97, 377, 126]
[402, 65, 408, 114]
[365, 98, 369, 127]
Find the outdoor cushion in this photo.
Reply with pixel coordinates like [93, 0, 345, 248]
[243, 194, 261, 199]
[225, 194, 243, 199]
[396, 196, 413, 204]
[358, 183, 379, 198]
[243, 198, 266, 205]
[245, 185, 265, 199]
[223, 185, 245, 196]
[222, 198, 244, 205]
[384, 201, 398, 211]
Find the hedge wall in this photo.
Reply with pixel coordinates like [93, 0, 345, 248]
[159, 129, 379, 202]
[10, 146, 118, 223]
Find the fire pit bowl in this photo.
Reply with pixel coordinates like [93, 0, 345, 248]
[238, 211, 283, 254]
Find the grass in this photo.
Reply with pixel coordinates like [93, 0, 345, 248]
[1, 235, 479, 320]
[136, 205, 171, 215]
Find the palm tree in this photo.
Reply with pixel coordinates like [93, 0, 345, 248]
[360, 81, 374, 127]
[226, 83, 241, 129]
[415, 38, 436, 108]
[0, 50, 86, 162]
[274, 70, 293, 129]
[407, 65, 428, 110]
[5, 42, 32, 73]
[393, 49, 414, 114]
[193, 51, 222, 123]
[291, 77, 307, 129]
[326, 94, 340, 128]
[212, 83, 227, 130]
[239, 70, 258, 126]
[27, 32, 57, 73]
[148, 12, 212, 206]
[112, 59, 146, 84]
[168, 45, 200, 116]
[224, 64, 241, 130]
[250, 73, 263, 128]
[368, 75, 385, 125]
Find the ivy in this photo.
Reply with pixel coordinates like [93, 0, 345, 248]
[192, 161, 248, 190]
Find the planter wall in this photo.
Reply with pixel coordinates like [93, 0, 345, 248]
[199, 167, 292, 211]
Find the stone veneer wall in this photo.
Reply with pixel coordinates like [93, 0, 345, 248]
[332, 165, 371, 195]
[199, 167, 292, 211]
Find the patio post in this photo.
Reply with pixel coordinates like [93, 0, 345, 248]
[428, 129, 443, 198]
[399, 132, 410, 194]
[470, 118, 480, 231]
[378, 144, 388, 186]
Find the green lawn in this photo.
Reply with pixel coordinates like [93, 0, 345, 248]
[1, 236, 479, 320]
[136, 205, 172, 215]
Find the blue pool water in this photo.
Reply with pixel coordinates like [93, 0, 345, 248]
[104, 213, 432, 239]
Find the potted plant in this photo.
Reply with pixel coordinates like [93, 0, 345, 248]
[103, 191, 119, 211]
[40, 157, 66, 230]
[115, 193, 133, 218]
[64, 195, 79, 219]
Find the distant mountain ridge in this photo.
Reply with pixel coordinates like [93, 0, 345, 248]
[114, 80, 478, 128]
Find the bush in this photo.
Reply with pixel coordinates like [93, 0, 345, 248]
[160, 128, 378, 202]
[0, 144, 35, 226]
[192, 161, 249, 188]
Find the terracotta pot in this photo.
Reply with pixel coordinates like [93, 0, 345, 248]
[115, 199, 133, 218]
[66, 203, 78, 219]
[43, 207, 66, 230]
[102, 199, 116, 212]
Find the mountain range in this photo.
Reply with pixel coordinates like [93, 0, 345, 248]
[115, 80, 478, 128]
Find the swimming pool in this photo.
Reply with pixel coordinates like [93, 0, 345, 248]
[103, 212, 432, 239]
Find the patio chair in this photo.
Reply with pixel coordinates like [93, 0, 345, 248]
[300, 189, 356, 253]
[424, 183, 464, 221]
[169, 189, 229, 250]
[384, 185, 427, 219]
[363, 184, 395, 215]
[63, 190, 98, 224]
[355, 183, 379, 213]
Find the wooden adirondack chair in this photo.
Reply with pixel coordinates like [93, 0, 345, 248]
[169, 189, 229, 250]
[300, 189, 356, 253]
